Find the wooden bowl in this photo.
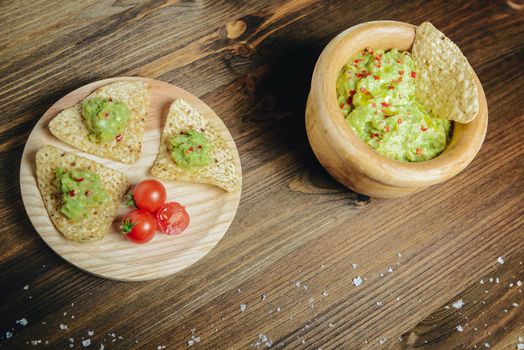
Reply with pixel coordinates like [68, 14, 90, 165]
[306, 21, 488, 198]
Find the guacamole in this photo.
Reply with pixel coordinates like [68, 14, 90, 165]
[81, 97, 130, 143]
[170, 130, 212, 168]
[55, 168, 109, 221]
[336, 48, 451, 162]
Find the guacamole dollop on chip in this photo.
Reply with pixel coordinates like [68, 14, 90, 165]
[412, 22, 479, 123]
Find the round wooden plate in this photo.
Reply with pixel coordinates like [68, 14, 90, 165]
[20, 77, 242, 281]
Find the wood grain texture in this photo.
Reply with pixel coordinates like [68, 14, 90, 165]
[1, 0, 523, 349]
[20, 77, 242, 281]
[306, 21, 488, 198]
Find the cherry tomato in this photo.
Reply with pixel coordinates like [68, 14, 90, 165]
[131, 179, 166, 212]
[120, 210, 157, 244]
[156, 202, 190, 235]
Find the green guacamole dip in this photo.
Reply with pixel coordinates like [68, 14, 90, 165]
[336, 48, 451, 162]
[55, 168, 109, 221]
[82, 97, 130, 143]
[170, 130, 212, 168]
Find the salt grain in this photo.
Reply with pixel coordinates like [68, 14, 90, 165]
[452, 299, 465, 309]
[6, 332, 13, 339]
[456, 325, 464, 332]
[261, 294, 266, 301]
[240, 304, 247, 312]
[517, 281, 522, 287]
[512, 303, 518, 307]
[82, 339, 91, 347]
[60, 324, 68, 330]
[321, 291, 328, 297]
[352, 276, 363, 287]
[88, 331, 94, 336]
[295, 281, 301, 288]
[16, 318, 28, 326]
[378, 337, 387, 345]
[484, 342, 490, 348]
[497, 256, 504, 264]
[387, 267, 393, 273]
[352, 263, 358, 270]
[23, 285, 29, 290]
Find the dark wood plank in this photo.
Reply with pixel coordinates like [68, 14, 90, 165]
[0, 0, 523, 349]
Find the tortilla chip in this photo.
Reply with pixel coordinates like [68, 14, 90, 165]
[151, 99, 241, 192]
[49, 81, 151, 163]
[412, 22, 479, 123]
[36, 145, 128, 243]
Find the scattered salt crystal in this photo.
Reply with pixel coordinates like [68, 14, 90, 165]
[504, 309, 508, 313]
[321, 291, 328, 297]
[444, 306, 450, 309]
[396, 297, 400, 302]
[380, 273, 384, 277]
[69, 338, 74, 343]
[352, 276, 363, 286]
[513, 303, 519, 307]
[82, 339, 91, 347]
[456, 325, 464, 332]
[397, 252, 402, 258]
[517, 281, 523, 287]
[295, 281, 301, 288]
[240, 304, 247, 312]
[237, 288, 241, 293]
[157, 346, 166, 349]
[6, 332, 13, 339]
[387, 267, 393, 273]
[328, 323, 334, 327]
[484, 342, 490, 348]
[261, 294, 266, 301]
[517, 343, 524, 350]
[303, 285, 308, 290]
[187, 340, 194, 346]
[510, 283, 514, 287]
[17, 318, 28, 326]
[99, 345, 105, 350]
[352, 263, 358, 270]
[496, 278, 500, 284]
[276, 307, 281, 312]
[376, 301, 383, 306]
[31, 340, 42, 345]
[480, 280, 484, 284]
[452, 299, 465, 309]
[23, 285, 29, 290]
[497, 256, 505, 264]
[489, 278, 494, 283]
[60, 324, 68, 330]
[88, 331, 94, 336]
[378, 337, 387, 345]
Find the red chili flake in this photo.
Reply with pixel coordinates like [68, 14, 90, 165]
[373, 75, 380, 80]
[371, 103, 377, 107]
[354, 59, 362, 64]
[396, 59, 401, 64]
[103, 112, 109, 118]
[189, 146, 194, 152]
[115, 134, 123, 142]
[356, 73, 363, 78]
[85, 190, 91, 196]
[347, 95, 353, 105]
[374, 54, 382, 61]
[385, 125, 391, 132]
[108, 97, 113, 102]
[340, 103, 345, 109]
[381, 102, 390, 107]
[69, 190, 75, 197]
[416, 147, 423, 155]
[399, 70, 404, 75]
[375, 63, 381, 68]
[388, 86, 395, 90]
[370, 133, 379, 138]
[421, 126, 428, 132]
[366, 47, 374, 54]
[74, 177, 84, 182]
[411, 71, 417, 78]
[198, 145, 202, 149]
[397, 118, 403, 125]
[360, 87, 366, 93]
[349, 90, 356, 96]
[365, 72, 371, 77]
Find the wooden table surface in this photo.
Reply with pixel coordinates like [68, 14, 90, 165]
[1, 1, 523, 349]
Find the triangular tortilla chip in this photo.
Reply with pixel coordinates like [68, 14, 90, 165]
[49, 81, 151, 163]
[412, 22, 479, 123]
[151, 99, 241, 192]
[36, 145, 128, 243]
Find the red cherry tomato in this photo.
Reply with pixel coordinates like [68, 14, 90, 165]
[120, 210, 157, 244]
[156, 202, 190, 235]
[132, 179, 166, 212]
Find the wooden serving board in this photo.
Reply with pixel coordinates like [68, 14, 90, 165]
[19, 77, 242, 282]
